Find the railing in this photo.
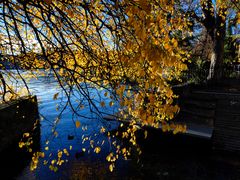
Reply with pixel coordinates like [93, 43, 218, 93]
[182, 64, 240, 83]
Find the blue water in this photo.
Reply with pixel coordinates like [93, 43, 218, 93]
[9, 71, 136, 179]
[4, 70, 240, 180]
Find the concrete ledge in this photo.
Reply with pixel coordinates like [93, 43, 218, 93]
[0, 95, 39, 152]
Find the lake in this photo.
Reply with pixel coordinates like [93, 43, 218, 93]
[2, 70, 240, 180]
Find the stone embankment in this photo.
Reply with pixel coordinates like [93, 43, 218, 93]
[0, 96, 39, 152]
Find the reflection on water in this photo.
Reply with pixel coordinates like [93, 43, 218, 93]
[2, 70, 240, 180]
[11, 71, 135, 179]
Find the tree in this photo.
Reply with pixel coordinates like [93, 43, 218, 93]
[0, 0, 198, 171]
[178, 0, 240, 81]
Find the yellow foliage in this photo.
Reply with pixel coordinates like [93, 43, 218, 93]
[109, 101, 114, 107]
[109, 164, 114, 172]
[75, 120, 81, 128]
[100, 126, 106, 133]
[2, 0, 228, 173]
[237, 12, 240, 24]
[94, 147, 101, 154]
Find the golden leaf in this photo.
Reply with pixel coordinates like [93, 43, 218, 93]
[75, 120, 81, 128]
[58, 151, 63, 158]
[19, 142, 24, 148]
[109, 101, 114, 107]
[63, 148, 69, 156]
[23, 132, 30, 137]
[100, 126, 106, 133]
[237, 13, 240, 24]
[94, 147, 101, 154]
[109, 164, 114, 172]
[106, 153, 113, 162]
[67, 9, 74, 18]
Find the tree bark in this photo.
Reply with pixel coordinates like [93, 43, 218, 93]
[207, 14, 226, 82]
[207, 30, 226, 81]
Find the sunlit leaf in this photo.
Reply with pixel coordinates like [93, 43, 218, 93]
[75, 120, 81, 128]
[100, 126, 106, 133]
[94, 147, 101, 154]
[109, 164, 114, 172]
[23, 132, 30, 137]
[109, 101, 114, 107]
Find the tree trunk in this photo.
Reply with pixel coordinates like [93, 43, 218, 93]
[207, 17, 226, 82]
[207, 35, 225, 81]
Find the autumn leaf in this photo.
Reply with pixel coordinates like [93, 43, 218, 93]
[53, 93, 59, 100]
[0, 0, 209, 173]
[237, 12, 240, 24]
[100, 126, 106, 133]
[94, 147, 101, 154]
[109, 164, 114, 172]
[80, 104, 84, 109]
[23, 132, 30, 137]
[106, 153, 113, 162]
[75, 120, 81, 128]
[144, 130, 148, 139]
[44, 0, 52, 5]
[63, 148, 69, 156]
[109, 101, 114, 106]
[104, 92, 108, 97]
[100, 101, 105, 107]
[58, 151, 63, 158]
[14, 4, 21, 10]
[19, 142, 24, 148]
[67, 9, 74, 18]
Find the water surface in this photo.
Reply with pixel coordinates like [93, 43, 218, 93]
[2, 70, 240, 180]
